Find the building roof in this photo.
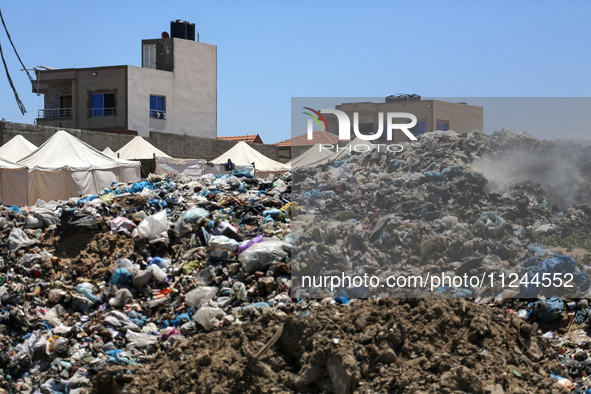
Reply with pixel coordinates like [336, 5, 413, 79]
[275, 131, 340, 147]
[218, 134, 263, 144]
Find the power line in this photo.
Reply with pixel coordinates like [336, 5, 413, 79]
[0, 8, 33, 84]
[0, 7, 28, 115]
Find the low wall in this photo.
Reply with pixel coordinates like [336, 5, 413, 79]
[0, 121, 279, 161]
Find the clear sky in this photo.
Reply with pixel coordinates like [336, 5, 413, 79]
[0, 1, 589, 144]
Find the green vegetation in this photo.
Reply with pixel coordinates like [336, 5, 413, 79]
[536, 233, 591, 252]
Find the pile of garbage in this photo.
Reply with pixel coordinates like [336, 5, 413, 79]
[290, 130, 591, 301]
[0, 170, 295, 393]
[0, 129, 590, 393]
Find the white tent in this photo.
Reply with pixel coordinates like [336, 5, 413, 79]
[18, 130, 141, 204]
[115, 136, 171, 160]
[287, 143, 334, 168]
[103, 146, 116, 157]
[0, 157, 28, 207]
[0, 135, 37, 162]
[212, 141, 288, 178]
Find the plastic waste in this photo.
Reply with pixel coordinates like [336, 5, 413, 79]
[137, 210, 170, 244]
[185, 286, 218, 308]
[7, 228, 36, 251]
[109, 288, 133, 308]
[193, 307, 226, 331]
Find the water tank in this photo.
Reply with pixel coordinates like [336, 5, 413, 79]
[170, 20, 188, 39]
[187, 22, 196, 41]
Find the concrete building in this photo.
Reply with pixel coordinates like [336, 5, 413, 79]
[327, 95, 483, 143]
[34, 21, 216, 138]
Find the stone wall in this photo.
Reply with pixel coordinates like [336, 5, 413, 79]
[0, 121, 279, 161]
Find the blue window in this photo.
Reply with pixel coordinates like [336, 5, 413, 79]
[90, 93, 115, 117]
[436, 121, 448, 131]
[150, 95, 166, 119]
[410, 120, 427, 137]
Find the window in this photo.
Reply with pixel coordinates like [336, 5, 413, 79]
[410, 121, 427, 136]
[436, 121, 449, 131]
[150, 95, 166, 119]
[90, 93, 116, 117]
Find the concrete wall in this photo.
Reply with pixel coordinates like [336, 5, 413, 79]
[148, 130, 278, 160]
[431, 100, 483, 134]
[172, 39, 217, 139]
[128, 66, 174, 137]
[128, 39, 216, 138]
[0, 121, 279, 162]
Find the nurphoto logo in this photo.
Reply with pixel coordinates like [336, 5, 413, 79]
[303, 107, 417, 153]
[303, 107, 418, 141]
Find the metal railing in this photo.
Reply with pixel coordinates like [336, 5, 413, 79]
[38, 108, 72, 118]
[149, 109, 166, 119]
[89, 108, 116, 117]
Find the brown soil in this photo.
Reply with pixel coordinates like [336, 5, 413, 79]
[40, 224, 135, 283]
[92, 298, 569, 394]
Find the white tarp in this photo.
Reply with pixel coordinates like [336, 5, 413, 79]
[155, 157, 207, 177]
[287, 143, 334, 168]
[0, 157, 28, 207]
[0, 135, 37, 162]
[115, 136, 171, 160]
[155, 157, 255, 178]
[103, 147, 116, 157]
[212, 141, 288, 178]
[18, 130, 140, 204]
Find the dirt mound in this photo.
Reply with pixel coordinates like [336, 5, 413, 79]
[92, 298, 568, 393]
[40, 224, 135, 282]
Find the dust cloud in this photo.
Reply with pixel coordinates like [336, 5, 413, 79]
[472, 144, 591, 209]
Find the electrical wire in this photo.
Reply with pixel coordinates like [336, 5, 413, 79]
[0, 7, 33, 84]
[0, 37, 26, 114]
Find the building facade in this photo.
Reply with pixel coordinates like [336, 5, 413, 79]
[327, 96, 483, 143]
[34, 27, 216, 138]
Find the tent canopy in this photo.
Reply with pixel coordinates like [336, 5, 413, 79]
[0, 135, 37, 162]
[18, 130, 140, 204]
[212, 141, 287, 173]
[103, 146, 116, 157]
[287, 143, 334, 168]
[115, 136, 171, 160]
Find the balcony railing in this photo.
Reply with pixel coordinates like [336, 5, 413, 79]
[89, 108, 116, 117]
[38, 108, 72, 118]
[149, 110, 166, 119]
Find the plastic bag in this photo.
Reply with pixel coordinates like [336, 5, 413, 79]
[125, 330, 157, 350]
[173, 207, 210, 237]
[474, 211, 506, 238]
[137, 210, 169, 244]
[149, 265, 168, 282]
[185, 286, 218, 308]
[110, 216, 137, 236]
[109, 288, 133, 308]
[7, 227, 36, 251]
[25, 215, 44, 229]
[110, 268, 131, 285]
[238, 241, 291, 274]
[132, 269, 152, 288]
[193, 307, 226, 331]
[209, 235, 239, 259]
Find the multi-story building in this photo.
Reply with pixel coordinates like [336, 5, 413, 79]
[329, 95, 483, 143]
[34, 20, 216, 138]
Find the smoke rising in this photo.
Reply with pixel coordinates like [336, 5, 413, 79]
[472, 144, 591, 209]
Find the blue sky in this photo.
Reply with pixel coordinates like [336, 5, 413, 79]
[0, 1, 589, 144]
